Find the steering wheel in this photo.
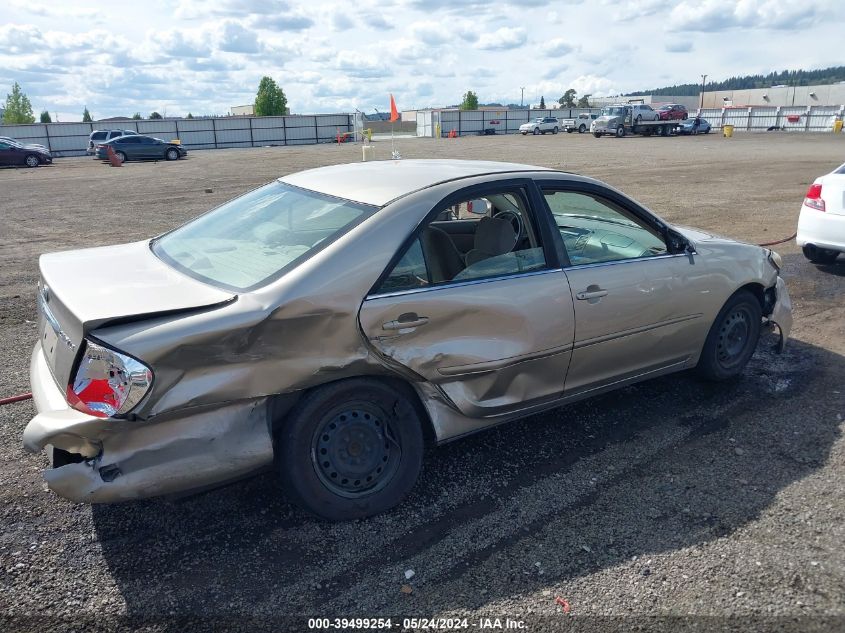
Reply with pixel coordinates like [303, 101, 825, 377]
[493, 210, 523, 240]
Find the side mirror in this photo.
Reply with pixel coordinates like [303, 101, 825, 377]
[466, 199, 491, 215]
[666, 229, 693, 255]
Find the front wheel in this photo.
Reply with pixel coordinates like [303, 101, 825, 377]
[552, 127, 558, 134]
[566, 129, 573, 133]
[165, 148, 179, 161]
[276, 378, 424, 521]
[696, 290, 762, 381]
[615, 126, 626, 138]
[24, 154, 40, 167]
[521, 131, 527, 135]
[533, 127, 540, 135]
[593, 132, 601, 138]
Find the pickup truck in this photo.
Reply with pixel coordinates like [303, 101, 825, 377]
[519, 117, 560, 135]
[590, 105, 677, 138]
[562, 113, 598, 133]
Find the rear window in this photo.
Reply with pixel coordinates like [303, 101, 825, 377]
[91, 131, 107, 140]
[833, 162, 845, 175]
[153, 182, 377, 291]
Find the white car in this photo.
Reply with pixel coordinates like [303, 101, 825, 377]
[519, 117, 560, 135]
[562, 113, 599, 133]
[630, 104, 660, 123]
[797, 162, 845, 264]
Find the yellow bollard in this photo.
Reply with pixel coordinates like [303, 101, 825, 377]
[435, 122, 441, 138]
[723, 124, 734, 138]
[365, 128, 373, 142]
[834, 120, 843, 134]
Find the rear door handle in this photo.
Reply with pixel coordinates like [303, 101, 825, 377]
[382, 313, 429, 330]
[576, 289, 608, 300]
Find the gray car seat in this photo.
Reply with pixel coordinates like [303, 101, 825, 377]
[464, 216, 518, 266]
[420, 225, 466, 282]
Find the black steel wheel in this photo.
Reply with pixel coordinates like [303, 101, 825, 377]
[696, 290, 761, 381]
[276, 378, 424, 520]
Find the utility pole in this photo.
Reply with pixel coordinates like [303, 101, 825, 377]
[700, 74, 707, 109]
[520, 87, 525, 108]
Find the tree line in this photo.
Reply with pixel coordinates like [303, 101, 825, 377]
[627, 65, 845, 97]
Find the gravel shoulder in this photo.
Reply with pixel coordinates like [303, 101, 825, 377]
[1, 133, 843, 632]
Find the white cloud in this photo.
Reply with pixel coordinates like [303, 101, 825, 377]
[541, 38, 575, 57]
[476, 27, 527, 51]
[669, 0, 835, 31]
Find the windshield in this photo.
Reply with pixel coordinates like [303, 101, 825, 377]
[601, 107, 626, 116]
[153, 181, 377, 291]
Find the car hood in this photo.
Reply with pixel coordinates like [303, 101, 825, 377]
[674, 225, 743, 244]
[38, 241, 235, 388]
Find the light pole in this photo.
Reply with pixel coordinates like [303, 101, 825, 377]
[699, 74, 707, 110]
[520, 87, 525, 107]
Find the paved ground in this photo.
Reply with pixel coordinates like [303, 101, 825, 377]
[1, 133, 844, 632]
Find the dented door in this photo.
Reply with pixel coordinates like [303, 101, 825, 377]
[359, 270, 575, 417]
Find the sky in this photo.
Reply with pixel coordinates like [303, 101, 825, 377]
[0, 0, 842, 121]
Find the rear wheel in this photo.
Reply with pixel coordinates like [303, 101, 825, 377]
[593, 132, 601, 138]
[115, 151, 127, 163]
[696, 290, 761, 381]
[803, 245, 839, 264]
[24, 154, 40, 167]
[552, 127, 558, 134]
[579, 124, 586, 133]
[533, 127, 540, 135]
[566, 129, 573, 133]
[276, 378, 424, 521]
[165, 147, 179, 161]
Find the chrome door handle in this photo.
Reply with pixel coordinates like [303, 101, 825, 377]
[576, 289, 608, 300]
[382, 313, 429, 330]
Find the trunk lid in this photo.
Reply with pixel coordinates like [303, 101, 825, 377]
[38, 240, 235, 389]
[820, 173, 845, 216]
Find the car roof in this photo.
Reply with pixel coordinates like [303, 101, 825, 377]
[279, 159, 556, 206]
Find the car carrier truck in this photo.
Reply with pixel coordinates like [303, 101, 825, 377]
[590, 105, 678, 138]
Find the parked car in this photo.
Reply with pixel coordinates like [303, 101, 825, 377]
[676, 117, 711, 135]
[796, 161, 845, 264]
[630, 104, 660, 123]
[0, 136, 49, 151]
[519, 117, 560, 135]
[562, 113, 599, 133]
[0, 138, 52, 167]
[87, 129, 138, 155]
[657, 104, 689, 121]
[24, 159, 792, 520]
[95, 134, 187, 162]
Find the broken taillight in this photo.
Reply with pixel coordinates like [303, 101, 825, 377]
[803, 183, 825, 211]
[66, 340, 152, 418]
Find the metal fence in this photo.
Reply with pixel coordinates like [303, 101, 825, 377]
[417, 109, 603, 137]
[0, 113, 357, 157]
[696, 105, 844, 132]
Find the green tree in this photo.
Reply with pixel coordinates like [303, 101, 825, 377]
[539, 95, 546, 109]
[131, 112, 142, 120]
[149, 111, 163, 119]
[40, 110, 52, 123]
[558, 89, 577, 108]
[82, 107, 92, 122]
[186, 112, 194, 119]
[253, 76, 288, 116]
[576, 94, 591, 108]
[459, 90, 479, 110]
[3, 82, 35, 124]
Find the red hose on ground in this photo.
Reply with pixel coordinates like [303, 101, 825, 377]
[0, 393, 32, 405]
[758, 232, 797, 247]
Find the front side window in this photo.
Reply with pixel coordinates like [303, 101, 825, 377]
[543, 190, 667, 266]
[154, 182, 377, 291]
[376, 188, 547, 293]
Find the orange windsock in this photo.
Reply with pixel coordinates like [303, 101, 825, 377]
[389, 94, 399, 122]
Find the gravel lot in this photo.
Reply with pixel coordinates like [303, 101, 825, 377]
[1, 133, 844, 632]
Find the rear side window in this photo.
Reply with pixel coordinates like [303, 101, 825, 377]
[91, 132, 107, 140]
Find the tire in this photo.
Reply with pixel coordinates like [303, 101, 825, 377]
[696, 290, 762, 381]
[682, 113, 688, 120]
[552, 127, 558, 134]
[566, 129, 573, 133]
[24, 154, 40, 168]
[636, 115, 642, 125]
[533, 127, 540, 135]
[704, 128, 710, 134]
[803, 245, 839, 264]
[521, 131, 527, 135]
[615, 126, 626, 138]
[165, 148, 179, 161]
[593, 132, 601, 138]
[579, 125, 586, 133]
[115, 151, 127, 163]
[275, 378, 424, 521]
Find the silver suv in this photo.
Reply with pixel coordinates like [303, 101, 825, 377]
[87, 129, 138, 155]
[519, 117, 560, 135]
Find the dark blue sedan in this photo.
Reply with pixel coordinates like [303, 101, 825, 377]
[96, 135, 187, 163]
[676, 117, 711, 135]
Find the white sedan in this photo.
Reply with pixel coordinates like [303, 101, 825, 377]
[519, 117, 559, 135]
[797, 162, 845, 264]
